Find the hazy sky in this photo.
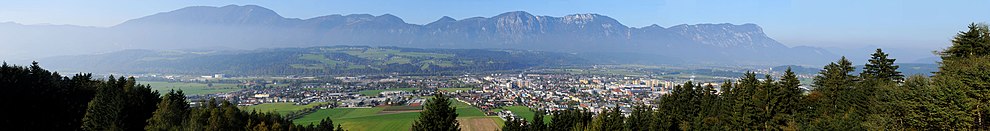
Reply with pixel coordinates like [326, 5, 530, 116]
[1, 0, 988, 51]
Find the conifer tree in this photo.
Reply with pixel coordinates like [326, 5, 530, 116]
[772, 67, 802, 130]
[862, 48, 903, 82]
[412, 93, 460, 131]
[935, 23, 990, 129]
[317, 117, 335, 131]
[531, 110, 547, 131]
[626, 105, 656, 131]
[805, 57, 865, 130]
[548, 109, 592, 131]
[941, 23, 990, 59]
[335, 124, 345, 131]
[146, 90, 190, 131]
[82, 76, 161, 131]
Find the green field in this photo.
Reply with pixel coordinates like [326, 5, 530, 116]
[453, 99, 486, 117]
[300, 54, 343, 66]
[295, 107, 420, 131]
[356, 88, 418, 96]
[294, 47, 473, 71]
[240, 102, 329, 115]
[294, 99, 492, 131]
[139, 81, 241, 95]
[501, 106, 551, 123]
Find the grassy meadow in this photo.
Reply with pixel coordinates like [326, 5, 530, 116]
[293, 99, 498, 131]
[239, 102, 329, 115]
[139, 81, 242, 95]
[500, 106, 552, 124]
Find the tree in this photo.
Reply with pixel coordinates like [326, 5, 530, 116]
[0, 62, 97, 130]
[2, 63, 343, 131]
[813, 57, 857, 89]
[769, 67, 802, 130]
[548, 109, 592, 131]
[941, 23, 990, 59]
[936, 23, 990, 129]
[502, 117, 526, 131]
[530, 110, 547, 131]
[626, 105, 657, 131]
[335, 124, 345, 131]
[580, 107, 624, 131]
[894, 75, 972, 129]
[805, 57, 865, 130]
[146, 90, 190, 131]
[81, 76, 161, 131]
[317, 117, 335, 131]
[412, 93, 460, 131]
[862, 48, 904, 82]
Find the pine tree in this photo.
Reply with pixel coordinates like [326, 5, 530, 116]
[726, 72, 760, 130]
[603, 107, 626, 131]
[626, 105, 656, 131]
[531, 110, 547, 131]
[145, 90, 190, 131]
[907, 75, 973, 129]
[548, 109, 592, 131]
[335, 124, 345, 131]
[806, 57, 864, 130]
[935, 23, 990, 129]
[317, 117, 335, 131]
[941, 23, 990, 59]
[411, 93, 460, 131]
[0, 62, 97, 130]
[774, 67, 803, 130]
[862, 48, 904, 82]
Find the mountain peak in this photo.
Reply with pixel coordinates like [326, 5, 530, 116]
[563, 13, 601, 20]
[427, 16, 457, 26]
[494, 11, 536, 19]
[116, 4, 286, 27]
[220, 4, 265, 9]
[375, 14, 405, 23]
[438, 16, 456, 22]
[668, 23, 780, 48]
[561, 13, 622, 25]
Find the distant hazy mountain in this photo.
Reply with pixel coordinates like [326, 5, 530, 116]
[38, 46, 591, 75]
[771, 65, 821, 74]
[853, 63, 938, 76]
[2, 5, 836, 65]
[774, 63, 938, 76]
[823, 46, 942, 65]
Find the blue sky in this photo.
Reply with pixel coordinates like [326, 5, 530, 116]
[1, 0, 988, 52]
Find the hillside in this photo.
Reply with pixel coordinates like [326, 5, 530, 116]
[39, 46, 589, 75]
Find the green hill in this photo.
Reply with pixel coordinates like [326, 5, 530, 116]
[42, 46, 588, 75]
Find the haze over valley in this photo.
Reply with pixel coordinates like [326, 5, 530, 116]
[6, 5, 842, 67]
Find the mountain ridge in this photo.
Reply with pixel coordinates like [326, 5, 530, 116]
[1, 4, 836, 66]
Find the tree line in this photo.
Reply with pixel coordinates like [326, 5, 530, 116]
[0, 62, 345, 131]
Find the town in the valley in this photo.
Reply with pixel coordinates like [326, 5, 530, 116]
[130, 66, 814, 121]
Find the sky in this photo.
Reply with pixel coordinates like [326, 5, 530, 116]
[1, 0, 988, 56]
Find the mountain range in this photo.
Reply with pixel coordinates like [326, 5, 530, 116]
[2, 5, 837, 66]
[39, 46, 591, 75]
